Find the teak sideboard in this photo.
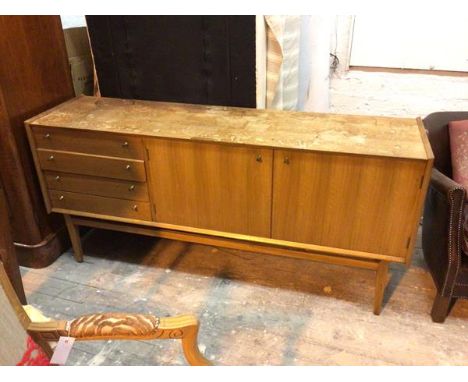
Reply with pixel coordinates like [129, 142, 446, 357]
[25, 96, 434, 314]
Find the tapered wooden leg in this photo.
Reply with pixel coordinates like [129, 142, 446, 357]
[63, 214, 83, 263]
[181, 323, 212, 366]
[373, 261, 389, 315]
[431, 293, 457, 323]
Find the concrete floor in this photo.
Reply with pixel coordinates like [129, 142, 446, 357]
[21, 69, 468, 365]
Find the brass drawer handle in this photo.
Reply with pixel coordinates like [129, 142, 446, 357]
[59, 195, 64, 201]
[122, 141, 129, 147]
[256, 155, 263, 163]
[284, 157, 290, 165]
[44, 133, 51, 139]
[48, 155, 54, 161]
[125, 164, 131, 170]
[132, 204, 138, 211]
[55, 175, 61, 181]
[129, 185, 135, 191]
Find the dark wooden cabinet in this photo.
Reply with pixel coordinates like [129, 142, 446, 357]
[0, 16, 75, 267]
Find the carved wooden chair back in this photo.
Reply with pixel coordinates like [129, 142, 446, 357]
[0, 261, 210, 365]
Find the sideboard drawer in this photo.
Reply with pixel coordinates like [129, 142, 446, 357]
[49, 190, 152, 221]
[32, 126, 144, 159]
[45, 171, 149, 201]
[37, 149, 147, 181]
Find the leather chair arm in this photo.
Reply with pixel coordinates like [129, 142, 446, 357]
[422, 169, 465, 295]
[430, 168, 465, 197]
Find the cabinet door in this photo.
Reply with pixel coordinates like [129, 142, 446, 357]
[145, 139, 273, 237]
[272, 150, 426, 258]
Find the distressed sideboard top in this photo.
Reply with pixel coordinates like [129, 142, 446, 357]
[26, 95, 432, 160]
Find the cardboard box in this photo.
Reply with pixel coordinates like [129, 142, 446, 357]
[63, 27, 94, 96]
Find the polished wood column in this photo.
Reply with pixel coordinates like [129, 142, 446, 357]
[0, 182, 26, 304]
[0, 16, 74, 267]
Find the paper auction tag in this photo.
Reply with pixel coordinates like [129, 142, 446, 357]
[50, 336, 75, 365]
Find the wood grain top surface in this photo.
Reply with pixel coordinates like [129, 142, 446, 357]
[26, 96, 430, 160]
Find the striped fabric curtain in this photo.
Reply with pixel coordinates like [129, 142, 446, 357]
[256, 16, 301, 110]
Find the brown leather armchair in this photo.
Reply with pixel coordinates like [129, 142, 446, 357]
[422, 112, 468, 323]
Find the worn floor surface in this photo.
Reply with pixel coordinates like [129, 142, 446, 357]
[21, 227, 468, 366]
